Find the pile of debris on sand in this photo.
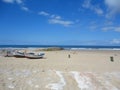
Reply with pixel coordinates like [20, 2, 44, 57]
[35, 47, 64, 51]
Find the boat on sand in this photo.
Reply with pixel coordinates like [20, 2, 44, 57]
[25, 53, 45, 59]
[13, 51, 25, 58]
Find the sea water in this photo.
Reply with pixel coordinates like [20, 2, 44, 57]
[0, 45, 120, 50]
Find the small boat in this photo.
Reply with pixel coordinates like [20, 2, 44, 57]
[13, 51, 25, 58]
[25, 53, 45, 59]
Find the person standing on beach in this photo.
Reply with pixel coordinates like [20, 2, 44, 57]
[68, 54, 70, 58]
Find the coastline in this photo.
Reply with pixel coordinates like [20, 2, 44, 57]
[0, 45, 120, 50]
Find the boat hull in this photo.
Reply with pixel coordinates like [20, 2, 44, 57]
[14, 55, 25, 58]
[25, 56, 43, 59]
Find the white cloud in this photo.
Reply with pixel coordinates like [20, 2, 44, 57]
[49, 19, 74, 27]
[2, 0, 23, 4]
[105, 0, 120, 18]
[38, 11, 50, 16]
[52, 15, 61, 19]
[38, 11, 62, 20]
[104, 21, 113, 25]
[48, 14, 74, 26]
[102, 26, 120, 32]
[82, 0, 104, 15]
[114, 27, 120, 32]
[49, 15, 73, 26]
[21, 6, 29, 12]
[3, 0, 29, 12]
[94, 8, 104, 15]
[102, 26, 114, 31]
[2, 0, 14, 3]
[3, 0, 31, 12]
[38, 11, 74, 27]
[111, 39, 120, 44]
[16, 0, 22, 4]
[50, 14, 62, 20]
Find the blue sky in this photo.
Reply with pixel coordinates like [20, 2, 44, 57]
[0, 0, 120, 45]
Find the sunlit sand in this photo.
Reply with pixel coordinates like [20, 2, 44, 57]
[0, 50, 120, 90]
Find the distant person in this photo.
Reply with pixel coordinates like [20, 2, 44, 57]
[68, 54, 70, 58]
[110, 56, 114, 62]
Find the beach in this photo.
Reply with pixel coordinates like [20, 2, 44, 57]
[0, 50, 120, 90]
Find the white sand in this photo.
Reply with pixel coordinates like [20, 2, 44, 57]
[0, 50, 120, 90]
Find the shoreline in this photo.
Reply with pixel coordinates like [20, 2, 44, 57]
[0, 45, 120, 51]
[1, 47, 120, 51]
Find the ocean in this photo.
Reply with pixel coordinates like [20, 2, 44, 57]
[0, 45, 120, 50]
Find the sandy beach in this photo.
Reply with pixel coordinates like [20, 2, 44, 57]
[0, 50, 120, 90]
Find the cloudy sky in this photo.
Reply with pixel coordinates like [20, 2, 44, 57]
[0, 0, 120, 45]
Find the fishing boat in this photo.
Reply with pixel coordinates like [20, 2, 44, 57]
[13, 51, 25, 58]
[25, 53, 45, 59]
